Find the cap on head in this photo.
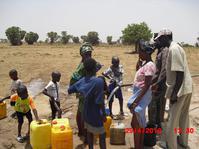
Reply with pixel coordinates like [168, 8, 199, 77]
[154, 29, 172, 40]
[80, 42, 93, 55]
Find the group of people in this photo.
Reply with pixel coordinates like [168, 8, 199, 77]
[127, 29, 192, 149]
[0, 29, 193, 149]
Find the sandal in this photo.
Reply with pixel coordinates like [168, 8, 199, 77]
[16, 136, 24, 143]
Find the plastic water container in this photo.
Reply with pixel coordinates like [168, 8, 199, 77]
[110, 122, 125, 145]
[51, 118, 73, 149]
[104, 116, 112, 138]
[51, 118, 70, 128]
[0, 101, 7, 119]
[30, 119, 51, 149]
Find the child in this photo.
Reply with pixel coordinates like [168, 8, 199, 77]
[10, 69, 23, 118]
[0, 69, 23, 103]
[10, 85, 40, 143]
[102, 56, 124, 116]
[68, 58, 107, 149]
[43, 71, 62, 119]
[9, 69, 23, 95]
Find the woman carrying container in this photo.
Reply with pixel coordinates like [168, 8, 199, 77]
[127, 41, 156, 149]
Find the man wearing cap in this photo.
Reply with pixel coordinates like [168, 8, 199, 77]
[148, 33, 170, 128]
[155, 29, 192, 149]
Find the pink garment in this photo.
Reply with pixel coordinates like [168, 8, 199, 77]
[134, 61, 156, 88]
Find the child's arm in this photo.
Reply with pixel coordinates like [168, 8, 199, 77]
[102, 72, 111, 80]
[42, 89, 54, 101]
[0, 96, 10, 103]
[32, 109, 40, 121]
[29, 98, 40, 121]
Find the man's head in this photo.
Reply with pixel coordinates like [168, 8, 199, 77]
[83, 58, 97, 76]
[112, 56, 120, 67]
[80, 42, 93, 61]
[154, 29, 173, 48]
[52, 71, 61, 82]
[9, 69, 18, 80]
[17, 85, 28, 99]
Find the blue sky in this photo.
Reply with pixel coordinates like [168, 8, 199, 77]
[0, 0, 199, 44]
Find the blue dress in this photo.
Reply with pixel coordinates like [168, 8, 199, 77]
[127, 86, 152, 127]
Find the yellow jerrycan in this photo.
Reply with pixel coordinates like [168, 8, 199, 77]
[0, 101, 7, 119]
[95, 116, 112, 139]
[103, 116, 112, 137]
[30, 119, 51, 149]
[51, 118, 73, 149]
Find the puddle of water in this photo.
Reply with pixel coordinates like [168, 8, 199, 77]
[27, 78, 45, 97]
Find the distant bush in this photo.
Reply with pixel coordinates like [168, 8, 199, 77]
[25, 32, 39, 45]
[87, 31, 99, 45]
[0, 39, 8, 43]
[5, 26, 26, 45]
[72, 36, 80, 43]
[107, 36, 112, 44]
[47, 31, 59, 44]
[180, 42, 194, 47]
[81, 35, 88, 43]
[61, 31, 71, 44]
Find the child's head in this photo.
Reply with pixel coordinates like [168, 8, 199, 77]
[17, 85, 28, 99]
[83, 58, 97, 76]
[112, 56, 120, 67]
[51, 71, 61, 82]
[9, 69, 18, 80]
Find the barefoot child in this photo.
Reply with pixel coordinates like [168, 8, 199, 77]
[102, 56, 124, 117]
[10, 85, 40, 143]
[68, 58, 107, 149]
[43, 71, 62, 119]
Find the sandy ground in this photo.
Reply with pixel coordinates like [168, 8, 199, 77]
[0, 43, 199, 149]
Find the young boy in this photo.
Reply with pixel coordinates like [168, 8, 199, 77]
[10, 69, 23, 118]
[43, 71, 62, 119]
[9, 69, 23, 94]
[68, 58, 107, 149]
[102, 56, 124, 116]
[0, 69, 23, 103]
[10, 85, 40, 143]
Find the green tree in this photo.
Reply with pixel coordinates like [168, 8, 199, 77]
[87, 31, 99, 45]
[47, 31, 58, 44]
[25, 32, 39, 45]
[107, 36, 112, 44]
[20, 30, 26, 40]
[72, 36, 80, 43]
[5, 26, 26, 45]
[61, 31, 71, 44]
[122, 22, 152, 45]
[81, 35, 88, 43]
